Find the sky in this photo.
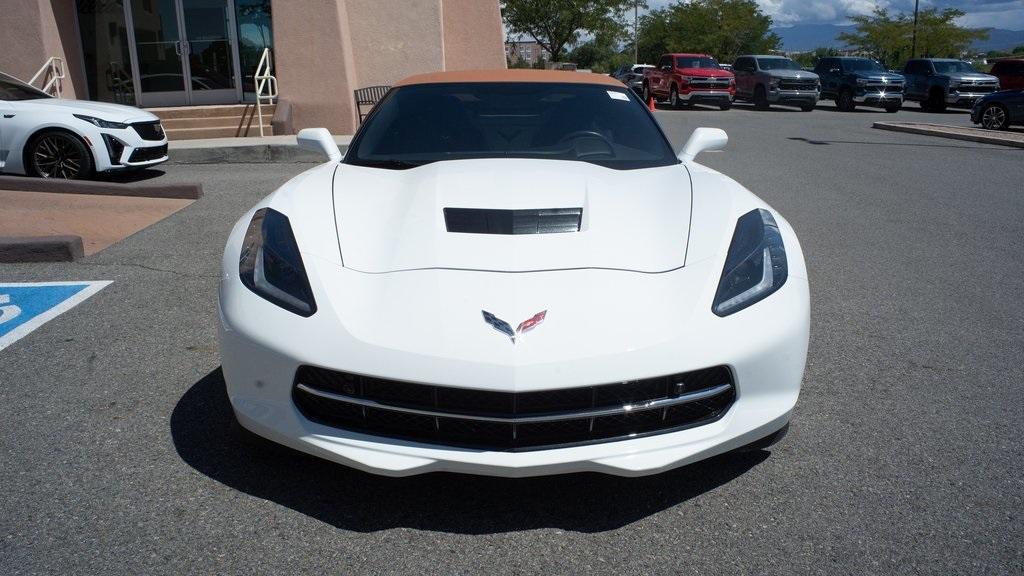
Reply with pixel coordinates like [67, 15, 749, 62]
[644, 0, 1024, 29]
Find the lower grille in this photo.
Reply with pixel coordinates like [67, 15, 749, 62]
[131, 121, 165, 141]
[128, 144, 167, 163]
[292, 365, 736, 451]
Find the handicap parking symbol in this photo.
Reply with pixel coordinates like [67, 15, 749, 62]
[0, 281, 111, 351]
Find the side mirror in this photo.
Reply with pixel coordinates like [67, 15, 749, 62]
[297, 127, 342, 162]
[679, 127, 728, 162]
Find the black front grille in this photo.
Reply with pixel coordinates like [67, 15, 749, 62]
[778, 80, 818, 91]
[292, 365, 736, 451]
[956, 83, 997, 94]
[865, 83, 903, 93]
[131, 121, 165, 141]
[128, 144, 167, 163]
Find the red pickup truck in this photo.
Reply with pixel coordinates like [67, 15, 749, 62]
[642, 53, 735, 110]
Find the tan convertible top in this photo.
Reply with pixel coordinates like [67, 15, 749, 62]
[395, 69, 625, 88]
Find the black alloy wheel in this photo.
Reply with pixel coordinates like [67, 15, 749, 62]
[837, 89, 855, 112]
[980, 103, 1010, 130]
[753, 85, 769, 110]
[28, 131, 93, 179]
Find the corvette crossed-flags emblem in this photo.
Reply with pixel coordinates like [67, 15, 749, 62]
[481, 310, 547, 344]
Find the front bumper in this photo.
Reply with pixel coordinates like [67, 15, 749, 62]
[853, 90, 903, 105]
[946, 89, 998, 107]
[219, 258, 810, 477]
[767, 88, 819, 105]
[678, 89, 734, 103]
[90, 121, 168, 171]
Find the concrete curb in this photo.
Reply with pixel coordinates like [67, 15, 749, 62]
[167, 143, 349, 164]
[0, 175, 202, 200]
[0, 235, 84, 263]
[872, 122, 1024, 149]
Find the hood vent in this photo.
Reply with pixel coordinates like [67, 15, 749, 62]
[444, 207, 582, 235]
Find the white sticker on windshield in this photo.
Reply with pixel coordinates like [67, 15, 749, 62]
[607, 90, 630, 101]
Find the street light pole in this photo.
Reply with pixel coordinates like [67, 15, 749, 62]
[911, 0, 920, 58]
[634, 0, 639, 64]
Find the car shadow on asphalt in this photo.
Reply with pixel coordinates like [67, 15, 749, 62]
[171, 368, 771, 534]
[94, 168, 166, 183]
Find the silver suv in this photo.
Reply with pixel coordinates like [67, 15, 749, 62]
[733, 55, 819, 111]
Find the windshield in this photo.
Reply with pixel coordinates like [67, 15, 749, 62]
[757, 58, 801, 71]
[842, 59, 885, 72]
[345, 82, 679, 171]
[676, 56, 719, 69]
[932, 60, 979, 74]
[0, 73, 51, 101]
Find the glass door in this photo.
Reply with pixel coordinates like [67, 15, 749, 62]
[130, 0, 188, 106]
[128, 0, 241, 107]
[181, 0, 241, 104]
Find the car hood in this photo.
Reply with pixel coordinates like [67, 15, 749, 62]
[851, 72, 905, 83]
[767, 69, 819, 80]
[332, 159, 692, 274]
[945, 73, 999, 83]
[677, 67, 732, 78]
[15, 98, 158, 122]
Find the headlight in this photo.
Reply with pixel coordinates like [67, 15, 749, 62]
[949, 80, 960, 89]
[769, 78, 780, 88]
[239, 208, 317, 317]
[73, 114, 128, 129]
[856, 78, 869, 86]
[712, 209, 788, 317]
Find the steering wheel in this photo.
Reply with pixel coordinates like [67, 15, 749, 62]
[556, 130, 615, 158]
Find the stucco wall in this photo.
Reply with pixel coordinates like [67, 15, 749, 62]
[0, 0, 84, 98]
[442, 0, 506, 71]
[345, 0, 445, 87]
[271, 0, 360, 135]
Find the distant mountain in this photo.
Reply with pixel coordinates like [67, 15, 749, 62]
[775, 23, 1024, 53]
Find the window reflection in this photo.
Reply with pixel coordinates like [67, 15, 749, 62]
[76, 0, 136, 104]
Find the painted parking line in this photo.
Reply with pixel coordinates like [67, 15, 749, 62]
[0, 281, 111, 352]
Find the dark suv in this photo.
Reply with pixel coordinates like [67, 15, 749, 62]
[814, 57, 904, 112]
[902, 58, 1000, 111]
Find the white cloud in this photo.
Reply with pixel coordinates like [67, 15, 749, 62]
[643, 0, 1024, 29]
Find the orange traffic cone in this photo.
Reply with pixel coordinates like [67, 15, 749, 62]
[648, 96, 656, 112]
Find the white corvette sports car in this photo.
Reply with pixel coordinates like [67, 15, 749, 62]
[0, 72, 167, 179]
[219, 70, 809, 477]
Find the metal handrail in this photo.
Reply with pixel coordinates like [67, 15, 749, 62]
[254, 48, 277, 137]
[29, 57, 66, 97]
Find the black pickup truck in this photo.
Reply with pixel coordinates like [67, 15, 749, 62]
[814, 57, 905, 112]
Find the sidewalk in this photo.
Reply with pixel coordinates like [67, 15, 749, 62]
[167, 134, 353, 164]
[872, 121, 1024, 148]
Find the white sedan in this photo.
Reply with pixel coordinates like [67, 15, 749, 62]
[219, 70, 809, 477]
[0, 72, 167, 179]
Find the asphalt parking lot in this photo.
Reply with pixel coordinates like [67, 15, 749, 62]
[2, 102, 1023, 575]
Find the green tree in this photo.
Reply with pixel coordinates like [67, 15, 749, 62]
[637, 0, 778, 65]
[838, 8, 988, 67]
[1013, 45, 1024, 54]
[501, 0, 637, 63]
[791, 46, 840, 69]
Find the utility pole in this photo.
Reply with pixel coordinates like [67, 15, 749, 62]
[911, 0, 920, 58]
[634, 0, 639, 64]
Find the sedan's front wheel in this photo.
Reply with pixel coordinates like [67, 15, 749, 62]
[980, 103, 1010, 130]
[27, 131, 94, 179]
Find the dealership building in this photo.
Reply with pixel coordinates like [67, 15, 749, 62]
[1, 0, 506, 136]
